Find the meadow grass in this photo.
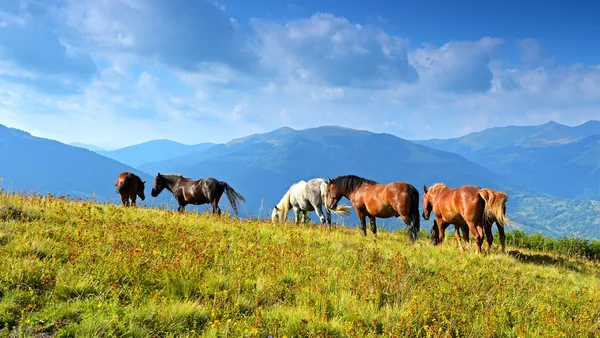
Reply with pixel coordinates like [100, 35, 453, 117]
[0, 192, 599, 337]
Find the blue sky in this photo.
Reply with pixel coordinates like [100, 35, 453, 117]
[0, 0, 599, 149]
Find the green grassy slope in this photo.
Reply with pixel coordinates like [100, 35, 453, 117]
[0, 193, 599, 337]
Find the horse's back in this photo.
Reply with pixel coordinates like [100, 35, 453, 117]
[116, 172, 134, 185]
[455, 185, 486, 221]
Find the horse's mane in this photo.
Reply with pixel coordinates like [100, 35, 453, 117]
[427, 182, 447, 195]
[158, 173, 185, 188]
[331, 175, 378, 195]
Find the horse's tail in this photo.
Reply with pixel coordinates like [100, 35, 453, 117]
[221, 182, 246, 216]
[329, 204, 352, 216]
[407, 185, 421, 243]
[277, 186, 294, 223]
[479, 188, 511, 227]
[116, 174, 132, 194]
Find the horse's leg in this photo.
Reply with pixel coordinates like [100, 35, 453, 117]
[435, 216, 447, 245]
[466, 220, 484, 255]
[120, 195, 128, 207]
[293, 207, 300, 224]
[497, 223, 506, 254]
[484, 221, 494, 253]
[356, 209, 368, 236]
[454, 225, 465, 252]
[367, 215, 377, 237]
[326, 208, 332, 226]
[211, 200, 219, 214]
[314, 205, 326, 225]
[131, 195, 136, 207]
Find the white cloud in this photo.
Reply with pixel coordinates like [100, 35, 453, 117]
[408, 37, 503, 93]
[250, 13, 418, 87]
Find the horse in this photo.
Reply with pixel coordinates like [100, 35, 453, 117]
[422, 183, 510, 254]
[114, 172, 146, 207]
[271, 178, 352, 227]
[150, 173, 246, 216]
[434, 188, 510, 252]
[325, 175, 421, 242]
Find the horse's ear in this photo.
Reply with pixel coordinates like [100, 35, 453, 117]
[423, 185, 428, 194]
[142, 181, 146, 184]
[274, 205, 279, 210]
[157, 172, 161, 177]
[327, 177, 331, 184]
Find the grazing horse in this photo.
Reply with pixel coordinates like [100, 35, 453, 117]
[325, 175, 421, 242]
[271, 178, 352, 227]
[423, 183, 510, 254]
[150, 173, 246, 216]
[428, 187, 510, 253]
[114, 172, 146, 206]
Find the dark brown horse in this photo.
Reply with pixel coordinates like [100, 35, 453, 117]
[115, 172, 146, 206]
[423, 183, 510, 254]
[150, 173, 246, 215]
[326, 175, 420, 242]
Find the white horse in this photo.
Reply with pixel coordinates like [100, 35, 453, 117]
[271, 178, 352, 225]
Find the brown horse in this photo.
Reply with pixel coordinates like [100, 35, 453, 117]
[150, 173, 246, 215]
[115, 172, 146, 206]
[423, 183, 511, 254]
[326, 175, 420, 242]
[429, 187, 511, 253]
[422, 183, 486, 254]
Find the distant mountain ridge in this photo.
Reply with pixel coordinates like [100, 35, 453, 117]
[97, 139, 216, 169]
[0, 123, 156, 203]
[415, 120, 600, 155]
[414, 120, 600, 201]
[69, 142, 107, 152]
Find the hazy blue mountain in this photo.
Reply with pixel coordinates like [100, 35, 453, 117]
[99, 139, 216, 169]
[414, 120, 600, 156]
[142, 125, 600, 239]
[472, 135, 600, 200]
[0, 124, 155, 204]
[69, 142, 106, 152]
[138, 127, 297, 175]
[414, 120, 600, 201]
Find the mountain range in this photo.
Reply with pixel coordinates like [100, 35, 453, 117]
[414, 120, 600, 200]
[1, 120, 599, 239]
[97, 140, 216, 169]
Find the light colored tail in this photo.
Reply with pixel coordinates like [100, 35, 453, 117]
[479, 188, 511, 227]
[276, 185, 293, 223]
[329, 204, 352, 216]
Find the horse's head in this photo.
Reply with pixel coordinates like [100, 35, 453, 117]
[151, 173, 166, 197]
[137, 177, 146, 201]
[325, 177, 341, 210]
[422, 185, 434, 220]
[271, 205, 280, 223]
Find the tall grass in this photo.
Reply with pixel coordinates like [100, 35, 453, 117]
[0, 191, 599, 337]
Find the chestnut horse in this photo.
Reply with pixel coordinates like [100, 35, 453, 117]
[423, 183, 510, 254]
[150, 173, 246, 216]
[114, 172, 146, 206]
[325, 175, 420, 242]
